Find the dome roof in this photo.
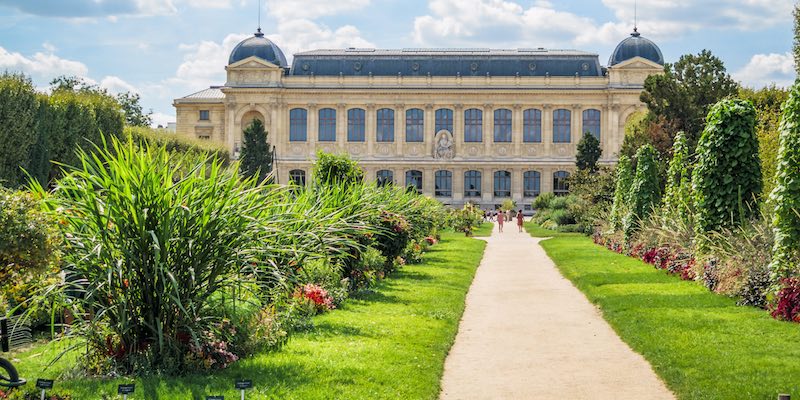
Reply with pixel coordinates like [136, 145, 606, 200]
[608, 28, 664, 66]
[228, 29, 288, 67]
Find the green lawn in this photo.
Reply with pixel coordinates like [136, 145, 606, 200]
[472, 221, 493, 237]
[10, 232, 486, 399]
[524, 222, 800, 400]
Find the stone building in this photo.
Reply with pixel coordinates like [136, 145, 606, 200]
[174, 28, 664, 209]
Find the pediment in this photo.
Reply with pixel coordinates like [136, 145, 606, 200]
[611, 57, 664, 70]
[227, 56, 281, 70]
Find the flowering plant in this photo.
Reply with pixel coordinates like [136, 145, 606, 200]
[295, 283, 335, 312]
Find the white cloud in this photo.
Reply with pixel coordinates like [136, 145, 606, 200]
[150, 112, 175, 127]
[734, 52, 796, 88]
[99, 75, 139, 95]
[268, 20, 373, 56]
[266, 0, 371, 20]
[0, 46, 89, 83]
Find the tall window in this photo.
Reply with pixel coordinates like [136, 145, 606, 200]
[582, 109, 601, 140]
[523, 109, 542, 143]
[553, 109, 571, 143]
[553, 171, 570, 195]
[464, 170, 481, 197]
[493, 108, 512, 142]
[376, 170, 393, 187]
[405, 170, 422, 193]
[289, 108, 307, 141]
[494, 170, 511, 197]
[435, 108, 453, 133]
[377, 108, 395, 142]
[348, 108, 365, 142]
[199, 110, 210, 121]
[435, 170, 452, 197]
[289, 169, 306, 187]
[318, 108, 336, 142]
[523, 171, 541, 197]
[406, 108, 424, 142]
[464, 108, 483, 142]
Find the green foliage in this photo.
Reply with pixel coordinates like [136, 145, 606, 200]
[620, 111, 674, 162]
[770, 80, 800, 279]
[116, 92, 152, 127]
[623, 145, 661, 239]
[692, 99, 761, 236]
[312, 151, 364, 187]
[575, 131, 602, 171]
[663, 131, 693, 223]
[0, 73, 39, 188]
[795, 4, 800, 75]
[640, 50, 740, 148]
[123, 125, 230, 163]
[609, 155, 633, 230]
[450, 203, 484, 236]
[567, 167, 615, 233]
[739, 85, 789, 197]
[531, 192, 555, 209]
[500, 199, 516, 211]
[239, 118, 273, 183]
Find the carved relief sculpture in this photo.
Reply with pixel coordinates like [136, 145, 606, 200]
[434, 130, 455, 159]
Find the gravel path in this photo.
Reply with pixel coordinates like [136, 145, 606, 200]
[439, 223, 675, 399]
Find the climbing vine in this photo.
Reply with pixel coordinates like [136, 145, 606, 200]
[623, 145, 661, 239]
[663, 131, 693, 223]
[609, 154, 633, 230]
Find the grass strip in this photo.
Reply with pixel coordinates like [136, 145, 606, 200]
[12, 232, 486, 399]
[471, 222, 493, 237]
[525, 222, 800, 399]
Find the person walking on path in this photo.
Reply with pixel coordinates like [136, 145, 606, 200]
[516, 209, 524, 232]
[497, 210, 504, 233]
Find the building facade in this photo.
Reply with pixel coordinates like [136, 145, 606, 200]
[174, 28, 664, 209]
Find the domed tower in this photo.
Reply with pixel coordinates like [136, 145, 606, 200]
[228, 28, 288, 67]
[608, 28, 664, 67]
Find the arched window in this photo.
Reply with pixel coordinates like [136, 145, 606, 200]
[377, 108, 394, 142]
[523, 109, 542, 143]
[494, 170, 511, 198]
[318, 108, 336, 142]
[376, 170, 394, 187]
[289, 108, 307, 142]
[523, 171, 541, 198]
[435, 170, 452, 197]
[464, 170, 482, 197]
[348, 108, 365, 142]
[553, 109, 571, 143]
[464, 108, 483, 142]
[406, 108, 424, 142]
[553, 171, 570, 195]
[289, 169, 306, 187]
[582, 109, 601, 140]
[493, 108, 512, 142]
[435, 108, 453, 133]
[405, 170, 423, 193]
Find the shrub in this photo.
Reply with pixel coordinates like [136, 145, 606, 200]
[532, 192, 555, 209]
[623, 145, 661, 239]
[770, 80, 800, 279]
[576, 131, 602, 172]
[240, 118, 273, 183]
[123, 126, 230, 164]
[693, 99, 761, 236]
[0, 73, 39, 188]
[450, 203, 483, 236]
[771, 277, 800, 322]
[313, 151, 364, 187]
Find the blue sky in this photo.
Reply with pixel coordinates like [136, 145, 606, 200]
[0, 0, 795, 126]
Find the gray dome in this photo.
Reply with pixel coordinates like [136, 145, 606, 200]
[608, 29, 664, 66]
[228, 29, 288, 67]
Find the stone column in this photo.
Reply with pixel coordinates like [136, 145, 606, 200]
[572, 104, 582, 145]
[336, 103, 346, 151]
[512, 103, 522, 157]
[483, 103, 493, 156]
[453, 104, 464, 158]
[226, 102, 236, 156]
[453, 166, 464, 203]
[424, 104, 434, 157]
[482, 167, 493, 205]
[542, 167, 553, 193]
[395, 103, 405, 156]
[512, 167, 523, 203]
[423, 167, 434, 197]
[307, 103, 317, 157]
[366, 103, 375, 157]
[542, 104, 552, 157]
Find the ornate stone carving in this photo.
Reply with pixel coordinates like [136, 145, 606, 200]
[434, 130, 454, 160]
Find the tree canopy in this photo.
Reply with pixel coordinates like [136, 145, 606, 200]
[239, 118, 273, 183]
[576, 131, 602, 172]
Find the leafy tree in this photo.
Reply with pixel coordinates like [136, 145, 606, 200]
[663, 131, 693, 222]
[117, 92, 153, 127]
[576, 131, 602, 172]
[770, 81, 800, 279]
[313, 151, 364, 188]
[623, 145, 661, 239]
[640, 50, 739, 149]
[0, 73, 39, 188]
[740, 85, 790, 196]
[609, 155, 633, 230]
[795, 4, 800, 75]
[620, 111, 674, 162]
[239, 118, 273, 183]
[692, 99, 761, 235]
[49, 75, 97, 93]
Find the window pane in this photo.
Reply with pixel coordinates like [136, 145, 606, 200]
[494, 170, 511, 197]
[289, 108, 307, 142]
[435, 170, 452, 197]
[464, 170, 481, 197]
[523, 171, 541, 197]
[553, 171, 570, 195]
[523, 109, 542, 143]
[553, 109, 571, 143]
[348, 108, 365, 142]
[289, 169, 306, 187]
[493, 109, 512, 143]
[435, 108, 453, 133]
[406, 108, 424, 142]
[376, 170, 393, 187]
[464, 108, 483, 142]
[377, 108, 395, 142]
[199, 110, 210, 121]
[582, 109, 601, 140]
[405, 170, 422, 192]
[318, 108, 336, 142]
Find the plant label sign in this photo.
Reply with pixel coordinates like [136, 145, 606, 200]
[235, 380, 253, 389]
[36, 379, 54, 389]
[206, 396, 224, 400]
[118, 384, 135, 394]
